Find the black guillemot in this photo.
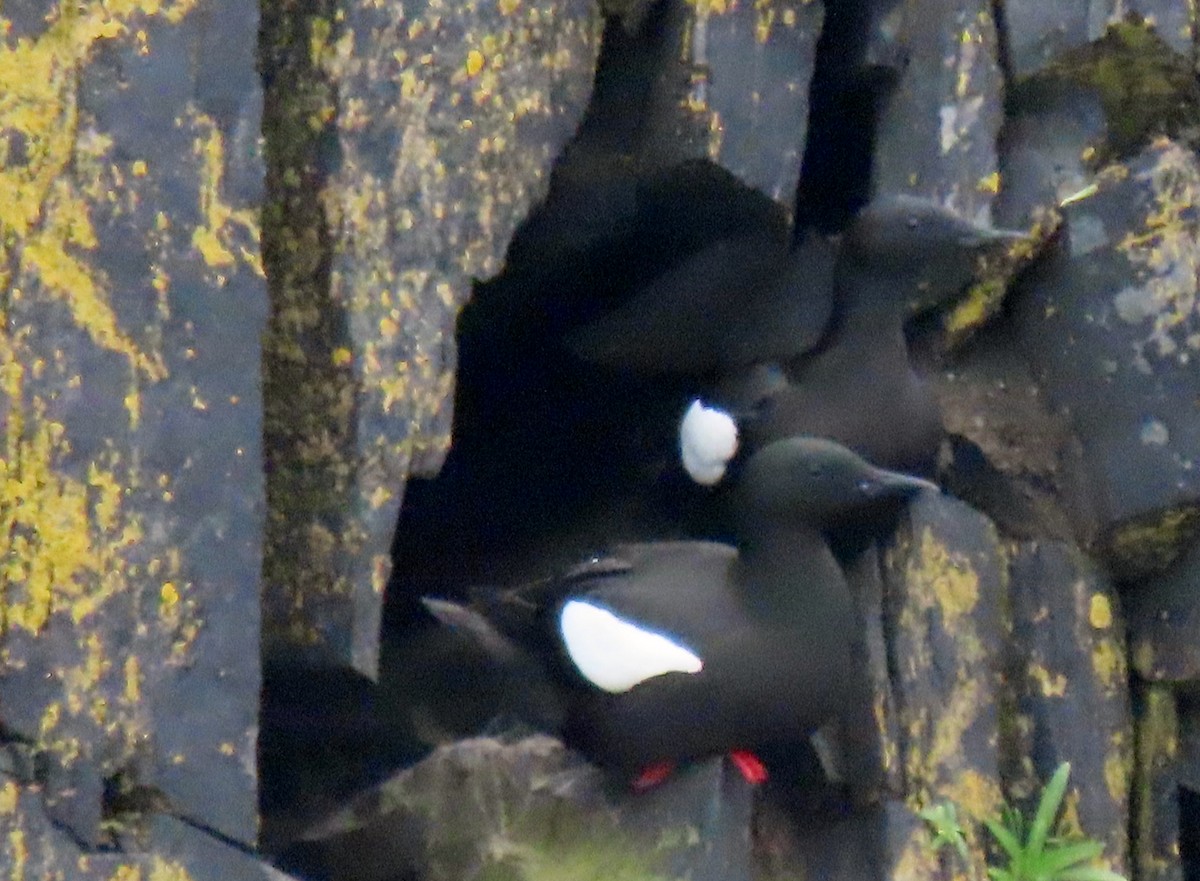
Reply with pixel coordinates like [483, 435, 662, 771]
[423, 436, 937, 789]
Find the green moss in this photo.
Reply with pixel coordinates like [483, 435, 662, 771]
[1131, 685, 1177, 881]
[258, 0, 355, 654]
[1103, 504, 1200, 580]
[475, 832, 674, 881]
[1015, 16, 1200, 161]
[942, 211, 1061, 349]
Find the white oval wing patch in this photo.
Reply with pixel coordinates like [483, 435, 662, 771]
[679, 399, 739, 486]
[559, 599, 703, 693]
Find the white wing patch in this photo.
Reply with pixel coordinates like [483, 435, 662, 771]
[559, 599, 703, 693]
[679, 399, 739, 486]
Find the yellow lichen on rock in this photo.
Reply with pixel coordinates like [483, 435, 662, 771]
[0, 3, 221, 826]
[0, 1, 202, 382]
[1092, 636, 1126, 688]
[1089, 592, 1113, 628]
[1029, 661, 1068, 697]
[942, 767, 1004, 823]
[190, 110, 262, 275]
[907, 528, 982, 630]
[1104, 742, 1128, 805]
[1114, 140, 1200, 361]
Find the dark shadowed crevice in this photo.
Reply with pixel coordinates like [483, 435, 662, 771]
[989, 0, 1016, 86]
[1183, 785, 1200, 881]
[793, 0, 902, 235]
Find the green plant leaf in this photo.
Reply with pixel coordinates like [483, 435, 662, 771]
[984, 815, 1024, 861]
[987, 868, 1014, 881]
[1053, 867, 1127, 881]
[1027, 762, 1072, 858]
[1002, 804, 1026, 839]
[1035, 840, 1105, 875]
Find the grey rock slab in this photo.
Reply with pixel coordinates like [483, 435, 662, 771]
[691, 0, 824, 205]
[1010, 139, 1200, 578]
[261, 0, 602, 675]
[993, 81, 1108, 227]
[0, 780, 292, 880]
[627, 0, 822, 209]
[881, 492, 1006, 878]
[1008, 540, 1131, 872]
[1134, 683, 1183, 881]
[1001, 0, 1113, 78]
[870, 0, 1004, 226]
[1001, 0, 1195, 77]
[291, 735, 757, 881]
[0, 0, 264, 851]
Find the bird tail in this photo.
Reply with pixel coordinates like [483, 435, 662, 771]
[418, 597, 566, 735]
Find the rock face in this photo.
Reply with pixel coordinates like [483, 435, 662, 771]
[9, 0, 1200, 878]
[1012, 140, 1200, 578]
[0, 0, 278, 875]
[281, 736, 755, 881]
[260, 0, 603, 676]
[293, 6, 1200, 881]
[869, 0, 1005, 224]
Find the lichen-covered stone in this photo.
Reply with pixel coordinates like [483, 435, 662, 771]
[1008, 3, 1195, 80]
[1001, 0, 1113, 78]
[1011, 139, 1200, 578]
[678, 0, 823, 205]
[0, 0, 264, 858]
[0, 780, 293, 880]
[1009, 19, 1200, 163]
[843, 545, 904, 798]
[993, 81, 1107, 228]
[260, 0, 602, 675]
[1002, 2, 1195, 79]
[288, 735, 754, 881]
[870, 0, 1003, 232]
[598, 0, 821, 208]
[1007, 541, 1131, 874]
[881, 493, 1009, 881]
[1133, 684, 1181, 881]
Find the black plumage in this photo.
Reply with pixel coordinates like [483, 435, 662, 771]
[423, 437, 936, 780]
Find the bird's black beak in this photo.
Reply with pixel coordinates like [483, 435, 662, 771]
[957, 226, 1032, 248]
[857, 469, 940, 500]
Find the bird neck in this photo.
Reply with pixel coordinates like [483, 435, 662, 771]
[737, 523, 852, 619]
[831, 273, 908, 344]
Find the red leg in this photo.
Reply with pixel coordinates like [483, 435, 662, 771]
[631, 760, 677, 792]
[728, 750, 768, 784]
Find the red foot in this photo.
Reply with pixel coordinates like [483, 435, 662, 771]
[631, 760, 677, 792]
[729, 750, 769, 784]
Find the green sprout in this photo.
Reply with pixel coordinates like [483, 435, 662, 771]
[924, 763, 1128, 881]
[920, 801, 971, 863]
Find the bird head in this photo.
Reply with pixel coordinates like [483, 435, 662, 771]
[734, 435, 938, 527]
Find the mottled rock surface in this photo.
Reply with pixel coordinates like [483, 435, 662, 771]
[683, 0, 823, 205]
[261, 0, 602, 676]
[1012, 140, 1200, 578]
[879, 494, 1008, 881]
[285, 736, 755, 881]
[0, 0, 266, 871]
[1129, 537, 1200, 682]
[870, 0, 1004, 224]
[1003, 1, 1195, 77]
[1008, 541, 1131, 873]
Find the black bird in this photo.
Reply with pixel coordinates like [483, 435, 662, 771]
[567, 230, 838, 375]
[717, 196, 1028, 472]
[573, 194, 1029, 472]
[422, 436, 937, 788]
